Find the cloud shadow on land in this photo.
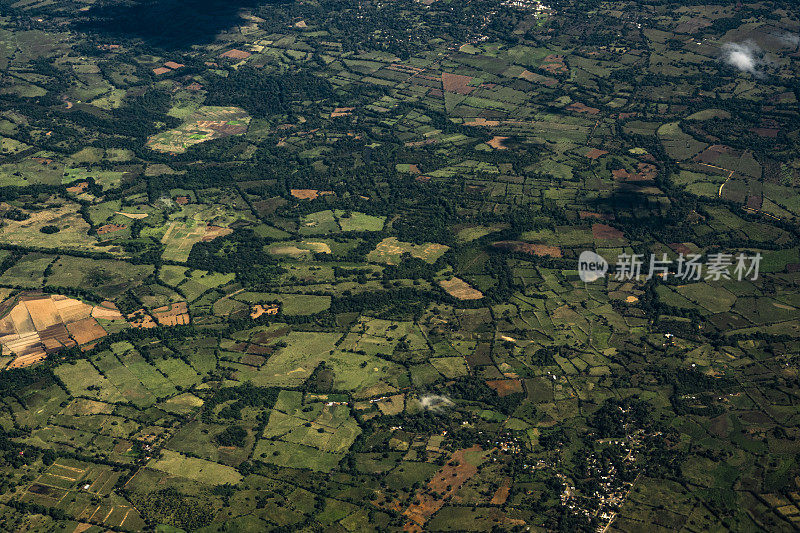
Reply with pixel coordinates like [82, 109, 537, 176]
[586, 185, 652, 214]
[73, 0, 290, 51]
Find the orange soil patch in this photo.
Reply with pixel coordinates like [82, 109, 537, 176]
[541, 63, 567, 74]
[152, 67, 171, 75]
[540, 55, 568, 75]
[442, 72, 474, 95]
[403, 446, 483, 529]
[151, 302, 189, 326]
[614, 163, 658, 181]
[490, 479, 511, 505]
[202, 225, 233, 242]
[579, 210, 614, 221]
[592, 223, 624, 240]
[492, 241, 562, 258]
[97, 224, 126, 235]
[464, 117, 501, 127]
[528, 244, 562, 258]
[66, 317, 108, 345]
[163, 61, 184, 69]
[567, 102, 600, 115]
[372, 491, 406, 515]
[7, 351, 47, 369]
[250, 304, 280, 319]
[66, 182, 89, 194]
[175, 196, 190, 205]
[487, 136, 509, 150]
[186, 82, 203, 91]
[92, 302, 123, 321]
[220, 49, 251, 60]
[331, 107, 354, 118]
[407, 164, 421, 174]
[613, 163, 656, 182]
[485, 379, 523, 397]
[518, 69, 558, 87]
[585, 148, 608, 160]
[439, 278, 483, 300]
[635, 162, 658, 181]
[291, 189, 334, 200]
[612, 168, 632, 180]
[127, 309, 156, 329]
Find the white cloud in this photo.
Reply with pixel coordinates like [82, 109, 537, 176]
[721, 42, 762, 76]
[419, 394, 454, 411]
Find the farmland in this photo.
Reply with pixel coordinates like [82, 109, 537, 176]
[0, 0, 796, 531]
[147, 106, 251, 154]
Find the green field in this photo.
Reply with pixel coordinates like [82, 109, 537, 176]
[0, 2, 797, 532]
[148, 449, 242, 484]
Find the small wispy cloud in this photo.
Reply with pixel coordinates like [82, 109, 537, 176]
[777, 32, 800, 48]
[721, 42, 762, 76]
[418, 394, 454, 411]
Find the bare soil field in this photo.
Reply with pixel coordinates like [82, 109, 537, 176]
[439, 277, 483, 300]
[0, 293, 116, 367]
[403, 446, 484, 529]
[485, 379, 523, 396]
[492, 241, 562, 258]
[442, 72, 474, 95]
[592, 223, 624, 240]
[487, 136, 509, 149]
[291, 189, 334, 200]
[151, 302, 190, 326]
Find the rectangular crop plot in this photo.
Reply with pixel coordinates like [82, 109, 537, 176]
[254, 332, 342, 387]
[154, 358, 202, 389]
[147, 449, 242, 485]
[252, 440, 344, 473]
[117, 350, 177, 399]
[54, 360, 124, 403]
[93, 351, 156, 408]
